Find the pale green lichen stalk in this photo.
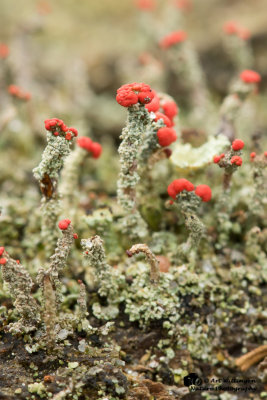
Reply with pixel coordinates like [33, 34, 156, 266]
[59, 146, 88, 218]
[75, 279, 96, 336]
[37, 221, 75, 308]
[179, 41, 212, 114]
[249, 154, 267, 217]
[42, 273, 57, 350]
[138, 116, 166, 202]
[217, 77, 258, 141]
[162, 39, 214, 130]
[139, 116, 164, 167]
[39, 197, 61, 258]
[83, 207, 120, 262]
[81, 235, 115, 298]
[214, 145, 243, 248]
[117, 104, 150, 239]
[217, 93, 242, 140]
[33, 132, 73, 183]
[173, 192, 205, 264]
[77, 280, 88, 320]
[223, 32, 253, 71]
[0, 251, 40, 333]
[33, 127, 76, 257]
[81, 235, 125, 320]
[215, 189, 232, 249]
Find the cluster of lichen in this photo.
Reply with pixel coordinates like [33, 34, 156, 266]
[0, 1, 267, 399]
[0, 84, 266, 399]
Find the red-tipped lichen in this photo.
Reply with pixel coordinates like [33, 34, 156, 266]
[153, 112, 172, 127]
[195, 185, 212, 202]
[231, 155, 243, 166]
[159, 31, 187, 49]
[232, 139, 245, 151]
[162, 101, 179, 120]
[8, 85, 31, 101]
[240, 70, 261, 84]
[157, 127, 177, 147]
[145, 92, 160, 112]
[167, 178, 194, 199]
[135, 0, 155, 10]
[0, 43, 9, 58]
[58, 219, 71, 230]
[116, 83, 154, 108]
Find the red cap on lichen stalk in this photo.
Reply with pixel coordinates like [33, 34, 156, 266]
[159, 31, 187, 49]
[157, 127, 177, 147]
[240, 70, 261, 84]
[135, 0, 155, 10]
[167, 178, 194, 199]
[58, 219, 71, 230]
[195, 185, 212, 202]
[213, 154, 225, 164]
[44, 119, 78, 141]
[153, 112, 172, 127]
[223, 21, 239, 35]
[8, 85, 31, 101]
[0, 43, 9, 58]
[77, 137, 102, 159]
[173, 0, 192, 11]
[116, 82, 154, 108]
[223, 21, 251, 40]
[232, 139, 244, 151]
[231, 155, 242, 166]
[250, 152, 256, 160]
[145, 92, 160, 112]
[162, 101, 179, 121]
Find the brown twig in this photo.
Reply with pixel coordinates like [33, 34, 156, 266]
[236, 345, 267, 371]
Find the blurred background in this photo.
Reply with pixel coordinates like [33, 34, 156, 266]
[0, 0, 266, 192]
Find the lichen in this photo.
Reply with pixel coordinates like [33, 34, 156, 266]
[117, 104, 150, 239]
